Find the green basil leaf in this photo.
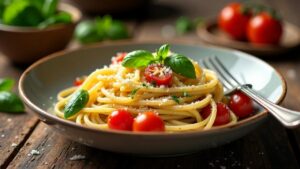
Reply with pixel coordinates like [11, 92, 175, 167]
[64, 89, 89, 119]
[75, 20, 103, 44]
[129, 88, 140, 99]
[3, 1, 44, 27]
[42, 0, 58, 18]
[175, 16, 193, 34]
[0, 91, 24, 113]
[164, 54, 196, 79]
[122, 50, 154, 68]
[171, 95, 180, 104]
[0, 78, 14, 91]
[106, 20, 129, 40]
[38, 11, 72, 29]
[157, 44, 170, 60]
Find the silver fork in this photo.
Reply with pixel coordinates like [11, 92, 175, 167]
[200, 56, 300, 128]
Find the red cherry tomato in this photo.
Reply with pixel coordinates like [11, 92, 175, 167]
[73, 77, 86, 86]
[144, 64, 173, 86]
[229, 91, 254, 118]
[111, 52, 127, 64]
[247, 12, 282, 45]
[201, 102, 230, 126]
[108, 109, 134, 131]
[133, 112, 165, 132]
[218, 3, 251, 40]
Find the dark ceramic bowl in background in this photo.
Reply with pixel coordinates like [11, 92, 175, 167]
[0, 3, 82, 65]
[64, 0, 151, 14]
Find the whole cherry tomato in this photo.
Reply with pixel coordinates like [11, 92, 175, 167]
[144, 64, 173, 86]
[218, 2, 251, 40]
[111, 52, 127, 65]
[133, 112, 165, 132]
[201, 102, 231, 126]
[247, 12, 282, 45]
[108, 109, 134, 131]
[229, 91, 254, 118]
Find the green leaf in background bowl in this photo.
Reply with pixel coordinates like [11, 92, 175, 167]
[38, 11, 72, 29]
[42, 0, 58, 18]
[0, 91, 24, 113]
[3, 0, 44, 26]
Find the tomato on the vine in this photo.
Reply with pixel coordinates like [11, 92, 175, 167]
[108, 109, 134, 131]
[111, 52, 127, 65]
[229, 91, 254, 118]
[201, 102, 230, 126]
[218, 2, 251, 40]
[144, 64, 173, 86]
[247, 12, 282, 45]
[133, 112, 165, 132]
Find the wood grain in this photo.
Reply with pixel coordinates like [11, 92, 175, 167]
[0, 56, 40, 168]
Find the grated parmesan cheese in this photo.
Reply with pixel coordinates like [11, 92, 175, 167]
[30, 149, 40, 155]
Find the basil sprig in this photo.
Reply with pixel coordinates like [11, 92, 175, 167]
[122, 44, 196, 79]
[64, 89, 89, 118]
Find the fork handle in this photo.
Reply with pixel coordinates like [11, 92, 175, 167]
[239, 85, 300, 128]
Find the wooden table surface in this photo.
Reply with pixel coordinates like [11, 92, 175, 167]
[1, 0, 300, 168]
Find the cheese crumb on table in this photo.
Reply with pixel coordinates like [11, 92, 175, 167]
[69, 154, 86, 161]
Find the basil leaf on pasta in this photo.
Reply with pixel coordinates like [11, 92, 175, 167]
[122, 50, 154, 68]
[165, 54, 196, 79]
[157, 44, 170, 61]
[64, 89, 89, 118]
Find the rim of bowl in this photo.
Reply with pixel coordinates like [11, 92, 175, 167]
[18, 40, 287, 137]
[0, 3, 82, 32]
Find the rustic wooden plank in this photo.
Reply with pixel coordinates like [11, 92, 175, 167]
[0, 56, 40, 168]
[6, 117, 299, 169]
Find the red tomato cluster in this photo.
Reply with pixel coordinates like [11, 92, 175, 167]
[218, 3, 282, 45]
[201, 91, 254, 126]
[108, 110, 165, 132]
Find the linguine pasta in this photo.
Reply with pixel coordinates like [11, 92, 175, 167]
[54, 57, 237, 132]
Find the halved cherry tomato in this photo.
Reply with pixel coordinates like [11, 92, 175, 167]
[247, 12, 282, 45]
[133, 112, 165, 132]
[201, 102, 230, 126]
[144, 64, 172, 86]
[111, 52, 127, 65]
[107, 109, 134, 131]
[229, 91, 254, 118]
[218, 3, 251, 40]
[73, 77, 86, 86]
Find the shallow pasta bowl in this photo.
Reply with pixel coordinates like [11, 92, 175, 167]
[19, 42, 286, 156]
